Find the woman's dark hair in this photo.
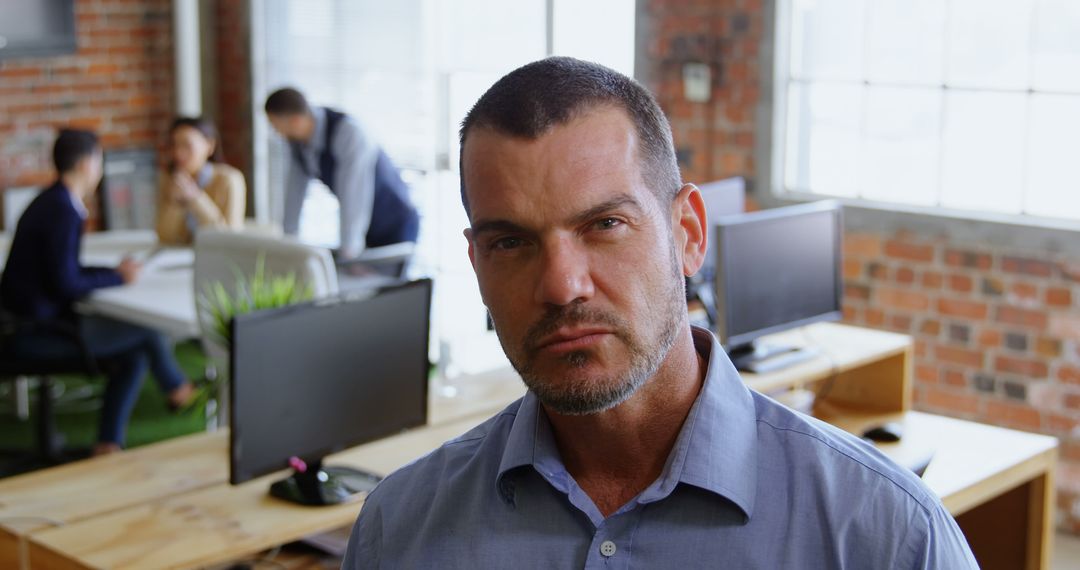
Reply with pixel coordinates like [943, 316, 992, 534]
[170, 116, 224, 163]
[53, 129, 100, 174]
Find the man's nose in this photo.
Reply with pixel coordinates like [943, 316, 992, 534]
[534, 236, 594, 307]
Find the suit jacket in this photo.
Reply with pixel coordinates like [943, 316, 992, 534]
[1, 182, 123, 321]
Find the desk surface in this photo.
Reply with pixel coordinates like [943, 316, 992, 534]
[81, 248, 199, 339]
[21, 408, 1058, 570]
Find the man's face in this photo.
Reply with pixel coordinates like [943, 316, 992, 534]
[267, 114, 307, 143]
[81, 148, 104, 190]
[463, 106, 692, 416]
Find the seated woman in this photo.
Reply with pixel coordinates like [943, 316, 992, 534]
[156, 117, 246, 245]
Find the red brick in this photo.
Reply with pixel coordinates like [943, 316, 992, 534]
[884, 240, 935, 263]
[1059, 365, 1080, 386]
[1008, 281, 1039, 302]
[937, 298, 989, 320]
[889, 314, 913, 332]
[942, 369, 966, 387]
[1001, 256, 1055, 278]
[876, 287, 929, 311]
[864, 308, 884, 327]
[996, 306, 1049, 329]
[935, 345, 985, 368]
[915, 364, 939, 384]
[919, 319, 942, 336]
[947, 273, 974, 293]
[1065, 393, 1080, 411]
[922, 386, 980, 415]
[1046, 287, 1072, 307]
[844, 284, 870, 302]
[1045, 413, 1079, 436]
[1035, 337, 1062, 358]
[842, 305, 859, 322]
[985, 400, 1043, 432]
[843, 259, 862, 280]
[921, 270, 943, 289]
[994, 355, 1049, 378]
[944, 249, 992, 270]
[895, 267, 915, 284]
[977, 329, 1002, 348]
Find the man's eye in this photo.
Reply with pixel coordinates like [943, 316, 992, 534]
[490, 237, 525, 251]
[594, 217, 623, 230]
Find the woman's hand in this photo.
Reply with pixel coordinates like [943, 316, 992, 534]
[170, 171, 201, 205]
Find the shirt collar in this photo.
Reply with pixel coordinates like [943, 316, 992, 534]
[306, 106, 327, 154]
[64, 184, 88, 219]
[494, 326, 758, 520]
[195, 163, 214, 188]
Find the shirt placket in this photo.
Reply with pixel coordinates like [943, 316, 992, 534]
[582, 509, 639, 570]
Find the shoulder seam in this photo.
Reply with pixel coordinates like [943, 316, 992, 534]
[755, 417, 935, 516]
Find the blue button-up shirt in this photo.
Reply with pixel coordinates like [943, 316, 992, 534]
[344, 328, 977, 568]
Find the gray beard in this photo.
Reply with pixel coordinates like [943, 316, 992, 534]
[496, 242, 685, 416]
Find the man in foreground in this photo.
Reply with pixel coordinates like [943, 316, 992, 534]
[343, 57, 976, 568]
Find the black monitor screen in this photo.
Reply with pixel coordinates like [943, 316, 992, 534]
[229, 279, 431, 485]
[714, 202, 842, 348]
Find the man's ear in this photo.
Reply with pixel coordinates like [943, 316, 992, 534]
[672, 183, 707, 277]
[464, 228, 477, 272]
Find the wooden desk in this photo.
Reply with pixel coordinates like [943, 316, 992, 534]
[0, 432, 228, 569]
[7, 323, 1059, 569]
[1, 367, 523, 570]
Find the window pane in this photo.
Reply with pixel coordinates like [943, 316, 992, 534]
[1025, 94, 1080, 219]
[865, 0, 945, 85]
[1031, 0, 1080, 92]
[946, 0, 1033, 90]
[553, 0, 635, 77]
[785, 82, 862, 196]
[940, 91, 1026, 213]
[789, 0, 865, 81]
[437, 0, 546, 73]
[861, 87, 941, 206]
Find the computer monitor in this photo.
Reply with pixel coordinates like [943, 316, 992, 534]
[712, 201, 842, 372]
[229, 278, 431, 505]
[687, 177, 747, 328]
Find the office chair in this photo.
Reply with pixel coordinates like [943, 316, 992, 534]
[0, 310, 101, 465]
[192, 229, 339, 427]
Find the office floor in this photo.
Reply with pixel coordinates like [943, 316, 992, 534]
[1055, 532, 1080, 569]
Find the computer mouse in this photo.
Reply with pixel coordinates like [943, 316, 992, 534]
[862, 422, 903, 443]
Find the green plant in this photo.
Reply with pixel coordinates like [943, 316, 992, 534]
[199, 254, 315, 345]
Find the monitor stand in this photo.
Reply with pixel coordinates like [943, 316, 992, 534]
[728, 341, 819, 374]
[269, 457, 382, 506]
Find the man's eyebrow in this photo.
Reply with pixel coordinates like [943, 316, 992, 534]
[469, 219, 529, 238]
[568, 195, 644, 226]
[470, 194, 645, 237]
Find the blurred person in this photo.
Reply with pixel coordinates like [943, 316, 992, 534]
[156, 116, 246, 245]
[1, 129, 198, 456]
[264, 88, 418, 261]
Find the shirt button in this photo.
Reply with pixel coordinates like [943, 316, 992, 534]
[600, 540, 617, 557]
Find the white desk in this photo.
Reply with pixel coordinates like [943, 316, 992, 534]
[80, 249, 199, 339]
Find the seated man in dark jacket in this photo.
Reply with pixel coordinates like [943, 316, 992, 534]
[1, 129, 196, 456]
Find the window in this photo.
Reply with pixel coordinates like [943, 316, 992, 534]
[774, 0, 1080, 223]
[253, 0, 635, 371]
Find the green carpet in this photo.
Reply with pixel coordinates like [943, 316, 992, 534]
[0, 340, 211, 453]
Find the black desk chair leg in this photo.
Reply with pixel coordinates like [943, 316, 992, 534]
[36, 376, 65, 462]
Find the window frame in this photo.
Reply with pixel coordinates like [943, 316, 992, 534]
[759, 0, 1080, 244]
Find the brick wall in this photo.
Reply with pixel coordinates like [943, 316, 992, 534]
[639, 0, 762, 187]
[0, 0, 173, 228]
[641, 0, 1080, 533]
[843, 230, 1080, 532]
